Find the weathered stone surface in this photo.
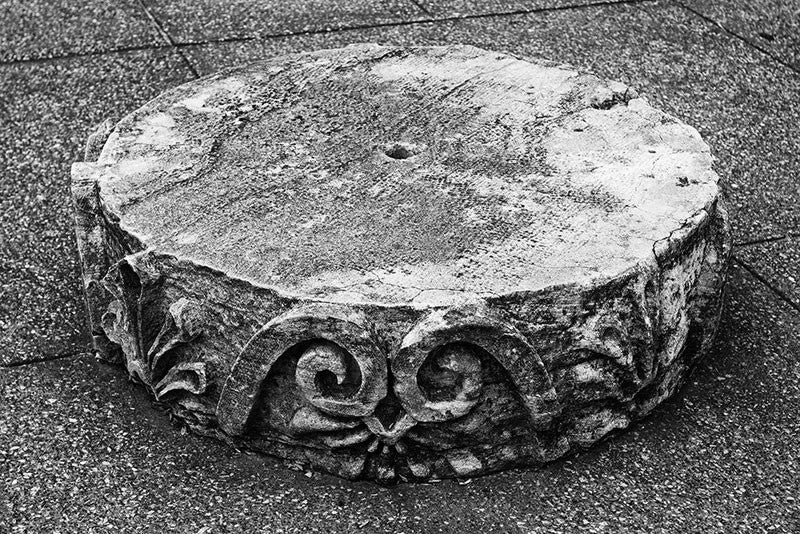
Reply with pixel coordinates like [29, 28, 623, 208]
[71, 44, 730, 482]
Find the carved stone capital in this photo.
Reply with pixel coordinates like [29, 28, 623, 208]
[71, 44, 731, 482]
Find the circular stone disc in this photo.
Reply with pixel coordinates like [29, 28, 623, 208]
[95, 44, 719, 306]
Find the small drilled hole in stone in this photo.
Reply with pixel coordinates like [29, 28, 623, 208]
[384, 143, 418, 160]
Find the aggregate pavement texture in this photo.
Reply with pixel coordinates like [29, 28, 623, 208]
[0, 50, 195, 366]
[2, 265, 799, 533]
[0, 0, 163, 62]
[736, 236, 800, 310]
[138, 0, 425, 42]
[415, 0, 613, 17]
[682, 0, 800, 72]
[1, 0, 799, 531]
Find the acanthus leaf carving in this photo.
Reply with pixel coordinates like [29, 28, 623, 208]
[98, 257, 206, 400]
[155, 362, 208, 399]
[562, 277, 661, 402]
[149, 298, 205, 388]
[101, 299, 141, 379]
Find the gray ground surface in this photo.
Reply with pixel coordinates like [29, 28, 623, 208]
[415, 0, 600, 16]
[738, 236, 800, 307]
[683, 0, 800, 71]
[0, 49, 194, 366]
[2, 266, 798, 533]
[0, 0, 163, 62]
[139, 0, 424, 42]
[1, 0, 798, 532]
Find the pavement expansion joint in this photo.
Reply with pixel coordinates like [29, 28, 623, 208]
[0, 43, 173, 67]
[165, 0, 653, 53]
[409, 0, 431, 16]
[733, 256, 800, 314]
[0, 350, 85, 369]
[134, 0, 200, 78]
[734, 234, 796, 248]
[0, 0, 651, 68]
[675, 1, 800, 76]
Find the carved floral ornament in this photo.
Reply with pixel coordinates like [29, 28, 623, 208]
[216, 304, 560, 479]
[94, 257, 562, 476]
[93, 257, 681, 481]
[98, 260, 208, 404]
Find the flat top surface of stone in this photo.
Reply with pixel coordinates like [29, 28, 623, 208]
[95, 44, 719, 305]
